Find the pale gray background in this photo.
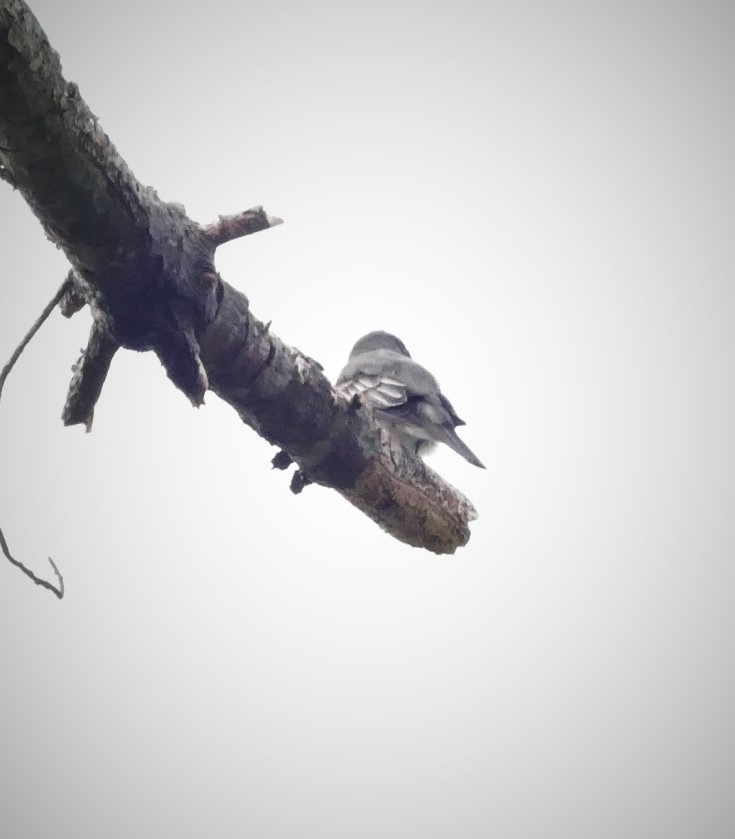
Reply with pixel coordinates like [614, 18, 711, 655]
[1, 1, 734, 837]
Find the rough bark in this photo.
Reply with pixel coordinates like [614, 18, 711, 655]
[0, 0, 477, 554]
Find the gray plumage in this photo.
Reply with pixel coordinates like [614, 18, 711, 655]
[335, 331, 485, 468]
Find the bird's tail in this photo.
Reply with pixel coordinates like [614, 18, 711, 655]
[436, 426, 485, 469]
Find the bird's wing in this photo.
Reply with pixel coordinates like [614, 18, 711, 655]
[337, 350, 438, 400]
[335, 349, 414, 408]
[335, 371, 407, 408]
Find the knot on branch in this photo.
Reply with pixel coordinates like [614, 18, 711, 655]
[58, 270, 88, 318]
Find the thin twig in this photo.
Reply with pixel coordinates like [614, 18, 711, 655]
[0, 278, 72, 400]
[0, 278, 71, 598]
[0, 528, 64, 598]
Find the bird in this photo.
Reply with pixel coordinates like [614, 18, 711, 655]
[335, 331, 485, 468]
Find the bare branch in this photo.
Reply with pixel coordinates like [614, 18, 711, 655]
[62, 318, 120, 429]
[338, 443, 478, 552]
[201, 206, 284, 247]
[0, 0, 479, 556]
[0, 528, 64, 599]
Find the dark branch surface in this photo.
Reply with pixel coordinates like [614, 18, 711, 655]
[0, 159, 16, 187]
[62, 318, 120, 430]
[0, 0, 217, 405]
[0, 0, 477, 555]
[58, 271, 87, 318]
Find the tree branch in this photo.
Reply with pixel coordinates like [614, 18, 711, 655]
[201, 207, 284, 247]
[0, 0, 478, 558]
[62, 318, 120, 430]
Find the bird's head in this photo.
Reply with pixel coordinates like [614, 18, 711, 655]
[349, 331, 411, 359]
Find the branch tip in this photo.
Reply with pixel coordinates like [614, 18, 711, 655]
[62, 319, 120, 428]
[290, 470, 312, 494]
[201, 206, 283, 247]
[271, 450, 293, 470]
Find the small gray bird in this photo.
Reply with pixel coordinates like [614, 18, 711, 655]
[335, 331, 485, 468]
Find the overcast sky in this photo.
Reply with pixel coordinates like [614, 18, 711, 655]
[1, 1, 734, 837]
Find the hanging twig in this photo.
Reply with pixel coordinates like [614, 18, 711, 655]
[0, 529, 64, 598]
[0, 275, 72, 398]
[0, 277, 72, 598]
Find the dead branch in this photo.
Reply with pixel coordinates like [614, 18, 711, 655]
[0, 0, 477, 564]
[62, 318, 120, 430]
[201, 207, 284, 247]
